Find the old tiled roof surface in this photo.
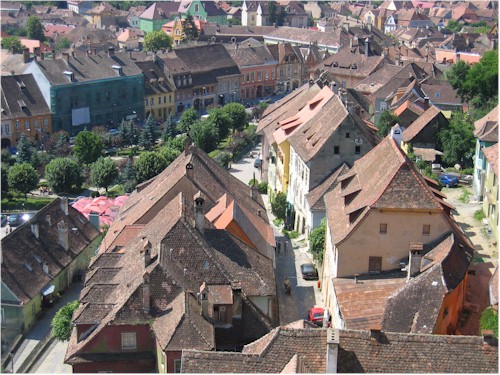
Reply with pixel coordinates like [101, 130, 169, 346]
[393, 99, 426, 117]
[202, 25, 277, 37]
[1, 199, 99, 304]
[173, 44, 240, 76]
[307, 164, 349, 211]
[483, 143, 499, 177]
[140, 2, 179, 20]
[382, 233, 473, 334]
[474, 105, 499, 142]
[135, 60, 176, 95]
[65, 26, 117, 46]
[314, 49, 387, 78]
[35, 50, 142, 85]
[337, 329, 498, 373]
[354, 64, 405, 94]
[181, 326, 327, 373]
[0, 74, 50, 119]
[401, 105, 442, 142]
[265, 27, 343, 48]
[325, 137, 444, 245]
[421, 83, 461, 105]
[333, 272, 406, 330]
[413, 147, 443, 162]
[107, 224, 144, 250]
[228, 45, 276, 67]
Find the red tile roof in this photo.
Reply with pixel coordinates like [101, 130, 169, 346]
[474, 105, 498, 142]
[483, 143, 499, 177]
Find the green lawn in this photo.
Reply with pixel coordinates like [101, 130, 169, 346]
[2, 196, 55, 212]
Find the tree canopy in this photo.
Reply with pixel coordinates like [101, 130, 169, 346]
[45, 157, 83, 193]
[207, 108, 232, 141]
[162, 115, 177, 140]
[1, 164, 8, 196]
[56, 37, 71, 50]
[309, 218, 326, 263]
[16, 134, 33, 164]
[51, 300, 79, 341]
[189, 119, 219, 153]
[438, 111, 475, 168]
[183, 13, 199, 41]
[8, 163, 39, 199]
[376, 110, 400, 137]
[119, 119, 140, 146]
[271, 192, 287, 221]
[1, 36, 24, 52]
[90, 157, 119, 193]
[134, 152, 168, 183]
[26, 16, 45, 42]
[139, 115, 157, 150]
[177, 108, 199, 133]
[222, 103, 248, 133]
[143, 30, 173, 52]
[74, 131, 104, 164]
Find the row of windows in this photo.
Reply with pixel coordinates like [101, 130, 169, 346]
[242, 69, 275, 83]
[379, 223, 431, 236]
[333, 145, 361, 155]
[58, 88, 139, 109]
[145, 95, 173, 106]
[14, 118, 49, 130]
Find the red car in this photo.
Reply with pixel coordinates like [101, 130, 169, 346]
[308, 307, 325, 326]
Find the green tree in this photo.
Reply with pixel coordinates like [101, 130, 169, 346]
[1, 36, 23, 52]
[45, 157, 83, 193]
[1, 149, 16, 167]
[271, 192, 287, 221]
[26, 16, 45, 42]
[183, 13, 199, 41]
[480, 307, 498, 338]
[446, 60, 470, 99]
[8, 163, 39, 199]
[120, 157, 137, 193]
[268, 2, 277, 24]
[134, 152, 168, 183]
[214, 151, 233, 169]
[376, 110, 400, 137]
[252, 102, 268, 120]
[189, 119, 219, 153]
[118, 119, 139, 146]
[165, 133, 187, 153]
[51, 300, 79, 341]
[74, 131, 103, 165]
[207, 107, 232, 141]
[177, 108, 199, 133]
[143, 30, 173, 52]
[159, 145, 181, 164]
[162, 115, 177, 140]
[438, 112, 475, 168]
[139, 115, 157, 150]
[227, 17, 241, 25]
[56, 37, 71, 50]
[309, 218, 326, 263]
[1, 164, 9, 195]
[222, 102, 248, 133]
[277, 6, 287, 26]
[446, 20, 462, 33]
[90, 157, 119, 193]
[16, 134, 33, 164]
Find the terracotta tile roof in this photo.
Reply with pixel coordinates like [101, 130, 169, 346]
[1, 199, 99, 304]
[306, 164, 349, 211]
[382, 233, 473, 334]
[336, 329, 498, 373]
[393, 99, 426, 117]
[413, 147, 443, 162]
[265, 27, 343, 49]
[401, 105, 442, 142]
[474, 105, 498, 142]
[353, 64, 405, 94]
[483, 143, 499, 177]
[325, 137, 445, 245]
[0, 74, 51, 120]
[333, 272, 406, 330]
[181, 324, 327, 373]
[173, 44, 240, 76]
[314, 49, 388, 79]
[227, 45, 277, 67]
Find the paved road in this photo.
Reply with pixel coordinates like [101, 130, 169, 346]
[34, 340, 71, 373]
[228, 142, 263, 185]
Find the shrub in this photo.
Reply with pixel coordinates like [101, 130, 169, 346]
[51, 300, 80, 341]
[479, 307, 498, 337]
[288, 230, 299, 239]
[458, 188, 471, 203]
[273, 218, 284, 227]
[474, 209, 486, 221]
[310, 219, 326, 263]
[271, 192, 287, 221]
[257, 182, 268, 194]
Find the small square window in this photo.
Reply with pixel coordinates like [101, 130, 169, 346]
[423, 224, 430, 236]
[346, 132, 350, 138]
[380, 223, 387, 234]
[355, 146, 361, 154]
[334, 146, 339, 155]
[121, 332, 137, 350]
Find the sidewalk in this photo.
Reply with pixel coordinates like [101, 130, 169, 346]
[7, 282, 83, 373]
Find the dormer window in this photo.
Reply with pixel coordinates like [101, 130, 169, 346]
[17, 81, 26, 89]
[111, 65, 123, 76]
[63, 71, 75, 82]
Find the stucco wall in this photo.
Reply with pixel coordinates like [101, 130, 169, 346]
[434, 275, 467, 334]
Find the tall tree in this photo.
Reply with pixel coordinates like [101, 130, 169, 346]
[139, 114, 157, 150]
[74, 131, 103, 164]
[90, 157, 119, 193]
[277, 6, 287, 26]
[309, 218, 326, 263]
[268, 2, 277, 24]
[207, 107, 232, 141]
[45, 157, 83, 193]
[271, 192, 287, 221]
[183, 13, 199, 41]
[1, 36, 23, 52]
[26, 16, 45, 42]
[143, 30, 173, 52]
[134, 152, 168, 183]
[189, 119, 219, 153]
[8, 163, 39, 199]
[120, 157, 137, 193]
[376, 110, 400, 137]
[16, 134, 33, 164]
[1, 164, 9, 195]
[438, 111, 475, 168]
[177, 108, 199, 133]
[222, 102, 248, 133]
[162, 115, 177, 140]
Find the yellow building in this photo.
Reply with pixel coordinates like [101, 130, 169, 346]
[161, 18, 204, 47]
[482, 143, 498, 243]
[136, 60, 176, 121]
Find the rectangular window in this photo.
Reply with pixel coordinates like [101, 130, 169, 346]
[121, 332, 137, 350]
[334, 146, 339, 155]
[150, 98, 154, 106]
[251, 72, 255, 81]
[158, 97, 161, 105]
[246, 73, 250, 82]
[174, 359, 182, 373]
[380, 102, 387, 111]
[341, 81, 346, 88]
[355, 145, 361, 154]
[271, 70, 275, 79]
[24, 120, 30, 130]
[423, 224, 430, 236]
[34, 119, 39, 128]
[257, 70, 262, 81]
[43, 118, 48, 129]
[369, 256, 382, 274]
[4, 124, 10, 135]
[265, 71, 269, 80]
[379, 223, 387, 234]
[346, 132, 350, 138]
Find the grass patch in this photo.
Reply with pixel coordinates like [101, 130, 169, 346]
[480, 307, 498, 337]
[2, 196, 55, 211]
[458, 187, 471, 203]
[107, 184, 125, 198]
[473, 209, 486, 222]
[287, 230, 300, 239]
[273, 218, 284, 227]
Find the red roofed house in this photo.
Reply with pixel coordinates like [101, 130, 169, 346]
[71, 195, 129, 229]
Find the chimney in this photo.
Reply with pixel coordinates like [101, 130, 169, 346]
[46, 215, 51, 226]
[34, 47, 41, 57]
[330, 81, 338, 96]
[143, 272, 150, 313]
[23, 48, 30, 64]
[407, 242, 423, 279]
[369, 325, 382, 342]
[42, 262, 49, 275]
[482, 330, 496, 345]
[143, 238, 151, 267]
[251, 182, 259, 200]
[93, 48, 97, 55]
[89, 212, 100, 230]
[62, 52, 70, 64]
[325, 329, 339, 373]
[57, 220, 69, 251]
[349, 37, 353, 48]
[365, 37, 370, 57]
[343, 22, 349, 33]
[31, 222, 39, 238]
[60, 197, 69, 215]
[184, 136, 192, 156]
[424, 96, 429, 106]
[107, 47, 115, 57]
[71, 50, 75, 58]
[199, 283, 208, 317]
[194, 193, 205, 234]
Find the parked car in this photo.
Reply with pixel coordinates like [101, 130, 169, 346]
[308, 307, 325, 326]
[254, 158, 262, 169]
[300, 263, 319, 280]
[1, 214, 7, 227]
[439, 174, 459, 188]
[7, 214, 21, 226]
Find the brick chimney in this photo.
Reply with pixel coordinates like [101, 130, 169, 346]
[23, 48, 30, 64]
[60, 197, 69, 215]
[57, 220, 69, 251]
[365, 37, 370, 57]
[199, 282, 209, 317]
[107, 46, 115, 57]
[330, 81, 338, 96]
[143, 238, 151, 267]
[407, 242, 423, 279]
[143, 272, 150, 313]
[194, 193, 205, 234]
[369, 325, 382, 342]
[325, 328, 339, 373]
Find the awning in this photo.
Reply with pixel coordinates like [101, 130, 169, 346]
[42, 284, 55, 296]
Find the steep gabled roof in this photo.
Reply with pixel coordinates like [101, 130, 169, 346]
[306, 164, 349, 211]
[483, 143, 499, 177]
[474, 105, 498, 142]
[0, 74, 50, 119]
[139, 2, 179, 20]
[401, 105, 443, 142]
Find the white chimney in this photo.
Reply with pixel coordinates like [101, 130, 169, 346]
[194, 193, 205, 234]
[199, 282, 209, 318]
[325, 328, 339, 373]
[57, 220, 69, 251]
[31, 222, 39, 238]
[60, 197, 69, 215]
[407, 242, 423, 279]
[42, 262, 49, 275]
[143, 272, 150, 313]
